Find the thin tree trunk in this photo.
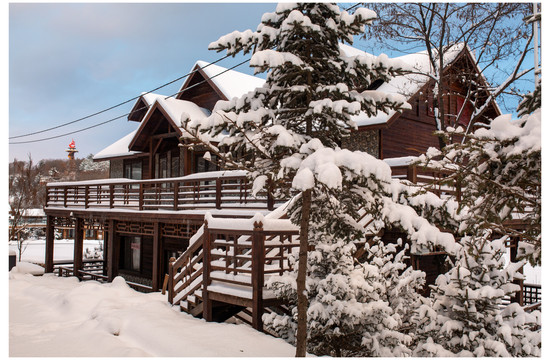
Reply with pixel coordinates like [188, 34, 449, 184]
[295, 188, 312, 357]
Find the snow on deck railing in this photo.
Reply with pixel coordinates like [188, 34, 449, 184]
[205, 212, 298, 231]
[45, 170, 275, 212]
[47, 170, 248, 187]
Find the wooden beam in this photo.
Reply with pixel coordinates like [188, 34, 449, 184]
[149, 139, 154, 180]
[74, 218, 84, 277]
[151, 133, 178, 140]
[107, 220, 117, 281]
[152, 222, 160, 292]
[251, 222, 265, 331]
[202, 223, 213, 322]
[45, 215, 55, 273]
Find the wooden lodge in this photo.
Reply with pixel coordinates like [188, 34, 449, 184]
[44, 44, 535, 331]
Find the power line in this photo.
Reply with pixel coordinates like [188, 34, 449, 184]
[9, 54, 232, 140]
[9, 58, 252, 145]
[10, 3, 363, 144]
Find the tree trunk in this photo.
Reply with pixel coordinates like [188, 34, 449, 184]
[295, 189, 312, 357]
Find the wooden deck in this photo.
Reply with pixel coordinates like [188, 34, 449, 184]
[45, 171, 274, 212]
[42, 166, 538, 331]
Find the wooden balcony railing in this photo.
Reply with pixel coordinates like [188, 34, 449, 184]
[45, 171, 274, 212]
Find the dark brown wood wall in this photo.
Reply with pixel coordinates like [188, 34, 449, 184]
[381, 93, 441, 158]
[177, 73, 223, 111]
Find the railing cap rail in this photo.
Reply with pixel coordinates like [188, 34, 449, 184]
[47, 170, 248, 187]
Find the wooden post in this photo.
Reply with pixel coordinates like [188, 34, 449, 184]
[109, 185, 114, 208]
[215, 178, 222, 209]
[168, 257, 175, 303]
[107, 220, 117, 281]
[173, 181, 179, 211]
[202, 221, 213, 321]
[510, 237, 524, 306]
[267, 191, 274, 211]
[251, 221, 265, 331]
[139, 183, 144, 211]
[152, 222, 160, 292]
[45, 215, 55, 273]
[63, 187, 68, 207]
[102, 223, 108, 277]
[84, 185, 89, 208]
[74, 218, 84, 278]
[407, 164, 418, 183]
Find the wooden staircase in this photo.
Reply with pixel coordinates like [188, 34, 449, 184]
[168, 213, 300, 331]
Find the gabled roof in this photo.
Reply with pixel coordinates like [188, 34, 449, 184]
[127, 93, 166, 122]
[340, 43, 468, 127]
[128, 96, 210, 151]
[177, 60, 265, 101]
[96, 46, 497, 160]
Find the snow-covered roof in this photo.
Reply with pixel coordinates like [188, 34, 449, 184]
[94, 130, 143, 160]
[99, 44, 471, 158]
[21, 208, 46, 217]
[180, 60, 265, 100]
[155, 96, 211, 127]
[128, 96, 211, 150]
[340, 43, 466, 127]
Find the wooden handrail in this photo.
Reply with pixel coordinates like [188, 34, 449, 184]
[45, 172, 275, 211]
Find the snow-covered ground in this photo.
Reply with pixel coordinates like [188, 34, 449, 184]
[10, 238, 541, 284]
[9, 268, 297, 357]
[9, 238, 103, 264]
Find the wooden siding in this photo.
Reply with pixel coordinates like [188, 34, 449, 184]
[177, 71, 224, 111]
[381, 113, 440, 158]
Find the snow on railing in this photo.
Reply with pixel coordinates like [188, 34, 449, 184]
[45, 170, 275, 212]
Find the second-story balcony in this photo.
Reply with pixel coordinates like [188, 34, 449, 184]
[45, 170, 275, 213]
[45, 163, 464, 215]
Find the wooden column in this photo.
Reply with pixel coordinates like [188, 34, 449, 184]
[183, 147, 192, 176]
[251, 221, 265, 331]
[202, 221, 213, 322]
[152, 222, 161, 292]
[510, 237, 524, 306]
[45, 215, 55, 273]
[73, 218, 84, 278]
[102, 224, 109, 277]
[107, 220, 117, 281]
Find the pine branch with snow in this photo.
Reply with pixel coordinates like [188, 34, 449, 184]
[412, 233, 540, 356]
[417, 105, 541, 265]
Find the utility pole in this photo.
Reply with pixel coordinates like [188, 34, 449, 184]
[533, 3, 541, 86]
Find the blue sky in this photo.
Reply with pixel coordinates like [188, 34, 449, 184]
[8, 2, 538, 162]
[9, 2, 279, 161]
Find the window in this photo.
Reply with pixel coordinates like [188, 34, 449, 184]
[122, 236, 141, 272]
[194, 153, 218, 173]
[124, 159, 142, 180]
[158, 154, 167, 179]
[171, 151, 180, 177]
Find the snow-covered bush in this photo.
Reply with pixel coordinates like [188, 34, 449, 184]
[412, 233, 540, 356]
[418, 91, 541, 265]
[265, 234, 426, 357]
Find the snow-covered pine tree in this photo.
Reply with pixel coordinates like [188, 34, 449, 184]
[412, 233, 541, 356]
[185, 3, 410, 355]
[418, 88, 541, 265]
[184, 3, 468, 356]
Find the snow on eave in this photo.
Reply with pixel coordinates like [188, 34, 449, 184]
[94, 130, 143, 161]
[127, 92, 167, 122]
[128, 97, 211, 150]
[177, 60, 265, 101]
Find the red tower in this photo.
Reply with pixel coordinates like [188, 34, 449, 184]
[66, 139, 78, 160]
